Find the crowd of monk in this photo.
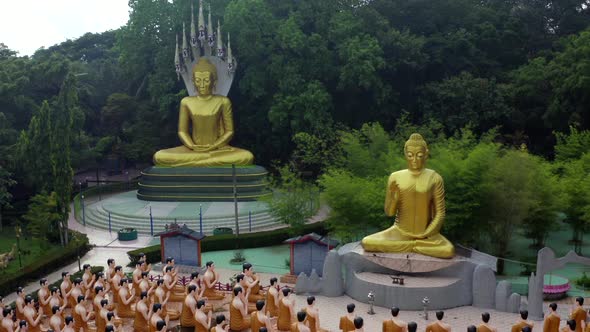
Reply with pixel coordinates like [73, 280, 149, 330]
[0, 257, 589, 332]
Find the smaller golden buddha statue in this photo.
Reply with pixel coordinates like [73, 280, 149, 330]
[361, 133, 454, 259]
[153, 58, 254, 167]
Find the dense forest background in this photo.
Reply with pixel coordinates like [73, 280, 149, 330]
[1, 0, 589, 261]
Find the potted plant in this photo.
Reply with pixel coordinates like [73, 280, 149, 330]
[229, 250, 246, 265]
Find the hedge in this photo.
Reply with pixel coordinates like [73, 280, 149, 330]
[127, 222, 327, 265]
[0, 231, 92, 296]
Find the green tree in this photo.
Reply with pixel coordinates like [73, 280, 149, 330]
[481, 149, 536, 273]
[0, 166, 16, 232]
[22, 191, 61, 241]
[50, 73, 77, 246]
[267, 166, 318, 233]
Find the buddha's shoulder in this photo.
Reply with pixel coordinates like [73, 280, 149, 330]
[181, 95, 231, 104]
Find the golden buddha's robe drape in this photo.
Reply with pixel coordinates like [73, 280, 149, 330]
[361, 169, 454, 258]
[154, 96, 253, 167]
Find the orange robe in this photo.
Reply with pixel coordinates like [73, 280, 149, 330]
[512, 321, 533, 332]
[229, 301, 251, 331]
[571, 308, 587, 332]
[478, 324, 493, 332]
[181, 299, 196, 328]
[134, 304, 149, 332]
[194, 315, 209, 332]
[426, 322, 450, 332]
[265, 289, 278, 317]
[251, 311, 266, 332]
[303, 307, 327, 332]
[339, 316, 355, 332]
[383, 319, 404, 332]
[277, 299, 293, 331]
[73, 306, 89, 332]
[544, 315, 560, 332]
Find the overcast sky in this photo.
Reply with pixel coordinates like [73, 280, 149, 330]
[0, 0, 130, 56]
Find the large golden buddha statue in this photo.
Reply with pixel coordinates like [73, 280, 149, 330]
[153, 58, 254, 167]
[361, 133, 454, 258]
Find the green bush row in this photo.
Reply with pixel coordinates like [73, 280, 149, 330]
[127, 222, 327, 265]
[0, 232, 92, 297]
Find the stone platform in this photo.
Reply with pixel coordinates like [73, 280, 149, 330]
[338, 242, 477, 310]
[137, 165, 271, 201]
[351, 243, 464, 273]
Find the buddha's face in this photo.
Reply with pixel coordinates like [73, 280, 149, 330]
[405, 145, 427, 171]
[194, 71, 213, 96]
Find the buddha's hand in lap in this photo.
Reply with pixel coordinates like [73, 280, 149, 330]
[192, 144, 214, 152]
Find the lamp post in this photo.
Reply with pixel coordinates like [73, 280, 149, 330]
[149, 204, 153, 236]
[199, 204, 203, 234]
[15, 225, 22, 269]
[81, 194, 86, 226]
[367, 291, 376, 315]
[422, 297, 430, 320]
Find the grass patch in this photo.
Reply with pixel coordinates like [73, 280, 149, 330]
[0, 227, 63, 275]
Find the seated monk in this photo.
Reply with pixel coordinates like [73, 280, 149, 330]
[382, 307, 406, 332]
[570, 297, 586, 332]
[361, 133, 454, 259]
[277, 288, 295, 331]
[139, 271, 156, 296]
[426, 311, 451, 332]
[49, 306, 64, 332]
[81, 264, 96, 301]
[132, 261, 144, 296]
[23, 296, 43, 332]
[234, 274, 256, 313]
[266, 278, 279, 318]
[37, 279, 51, 316]
[69, 278, 88, 310]
[139, 253, 152, 273]
[477, 312, 498, 332]
[95, 299, 108, 332]
[202, 261, 225, 300]
[230, 287, 251, 331]
[154, 279, 180, 320]
[303, 296, 327, 332]
[63, 315, 75, 332]
[48, 287, 66, 314]
[1, 308, 17, 332]
[292, 311, 311, 332]
[149, 304, 169, 332]
[243, 263, 265, 302]
[94, 272, 111, 295]
[251, 300, 274, 332]
[135, 292, 151, 332]
[73, 296, 93, 332]
[106, 259, 116, 284]
[15, 288, 25, 321]
[117, 278, 136, 318]
[181, 285, 203, 332]
[353, 317, 364, 332]
[339, 304, 356, 332]
[111, 266, 124, 305]
[60, 272, 73, 309]
[211, 314, 230, 332]
[545, 303, 561, 332]
[194, 300, 212, 332]
[163, 265, 186, 302]
[152, 58, 254, 167]
[511, 310, 534, 332]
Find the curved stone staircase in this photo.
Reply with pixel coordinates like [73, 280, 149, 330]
[82, 202, 280, 235]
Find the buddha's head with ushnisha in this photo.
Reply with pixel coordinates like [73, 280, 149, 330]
[192, 58, 218, 96]
[404, 133, 429, 172]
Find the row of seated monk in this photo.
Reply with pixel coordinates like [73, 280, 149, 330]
[1, 254, 588, 332]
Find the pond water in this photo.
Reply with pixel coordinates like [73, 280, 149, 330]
[201, 244, 290, 274]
